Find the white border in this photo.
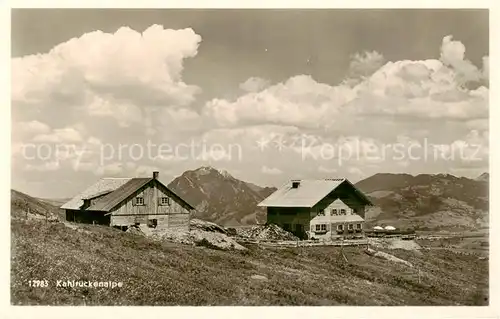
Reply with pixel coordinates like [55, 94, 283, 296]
[2, 2, 498, 318]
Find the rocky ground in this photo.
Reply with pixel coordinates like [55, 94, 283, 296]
[125, 219, 247, 251]
[232, 224, 299, 241]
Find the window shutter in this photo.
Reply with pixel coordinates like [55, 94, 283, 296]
[132, 197, 137, 206]
[158, 197, 161, 206]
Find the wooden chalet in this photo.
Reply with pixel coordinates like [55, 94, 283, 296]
[258, 179, 373, 239]
[61, 172, 194, 231]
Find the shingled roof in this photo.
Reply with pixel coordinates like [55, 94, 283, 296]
[61, 176, 195, 212]
[86, 178, 152, 212]
[258, 179, 372, 208]
[61, 178, 132, 210]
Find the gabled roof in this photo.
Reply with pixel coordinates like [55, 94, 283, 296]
[86, 178, 152, 212]
[62, 176, 196, 213]
[61, 178, 132, 210]
[258, 178, 372, 208]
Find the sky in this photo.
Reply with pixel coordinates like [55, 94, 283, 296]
[11, 9, 489, 198]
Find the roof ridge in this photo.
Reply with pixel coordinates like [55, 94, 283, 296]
[258, 178, 372, 208]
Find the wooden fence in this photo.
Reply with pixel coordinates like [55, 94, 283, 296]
[235, 237, 369, 248]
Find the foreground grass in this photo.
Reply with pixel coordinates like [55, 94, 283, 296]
[11, 219, 488, 306]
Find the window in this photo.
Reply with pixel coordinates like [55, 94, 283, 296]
[332, 209, 338, 215]
[318, 209, 325, 216]
[356, 223, 362, 229]
[340, 209, 346, 215]
[348, 224, 354, 230]
[337, 224, 344, 231]
[135, 197, 144, 205]
[315, 224, 327, 232]
[160, 197, 170, 206]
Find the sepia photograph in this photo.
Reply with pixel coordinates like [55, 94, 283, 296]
[9, 7, 491, 308]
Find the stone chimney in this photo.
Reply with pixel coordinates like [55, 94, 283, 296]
[153, 171, 159, 179]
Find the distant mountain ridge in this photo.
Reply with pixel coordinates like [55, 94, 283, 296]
[355, 173, 489, 231]
[168, 168, 489, 230]
[21, 168, 489, 231]
[167, 166, 276, 226]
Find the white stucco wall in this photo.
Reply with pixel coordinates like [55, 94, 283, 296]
[309, 200, 364, 240]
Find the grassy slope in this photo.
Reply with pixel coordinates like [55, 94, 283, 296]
[11, 189, 65, 220]
[11, 219, 488, 306]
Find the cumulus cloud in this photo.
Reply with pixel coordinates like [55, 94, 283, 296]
[203, 35, 488, 147]
[318, 166, 337, 173]
[12, 24, 206, 196]
[204, 75, 355, 128]
[33, 127, 84, 143]
[13, 25, 201, 107]
[239, 77, 271, 92]
[12, 31, 489, 197]
[135, 165, 161, 176]
[440, 35, 482, 85]
[24, 161, 60, 172]
[482, 56, 489, 82]
[95, 162, 124, 176]
[347, 50, 385, 80]
[16, 120, 51, 136]
[12, 24, 202, 135]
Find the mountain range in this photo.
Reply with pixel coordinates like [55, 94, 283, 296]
[357, 172, 489, 231]
[168, 167, 489, 230]
[14, 166, 489, 231]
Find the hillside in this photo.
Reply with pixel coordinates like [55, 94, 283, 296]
[11, 217, 488, 306]
[355, 173, 489, 231]
[168, 166, 276, 226]
[11, 189, 63, 221]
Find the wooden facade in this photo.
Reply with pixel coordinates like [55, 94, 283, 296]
[267, 207, 311, 239]
[109, 180, 191, 231]
[63, 172, 193, 231]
